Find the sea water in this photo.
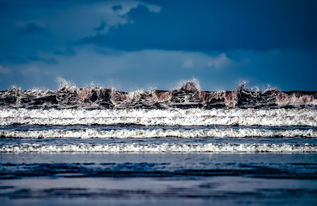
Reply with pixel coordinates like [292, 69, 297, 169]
[1, 82, 317, 205]
[0, 107, 317, 206]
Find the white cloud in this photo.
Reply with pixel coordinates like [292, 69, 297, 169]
[0, 65, 11, 74]
[140, 2, 162, 13]
[30, 47, 239, 90]
[4, 48, 316, 91]
[19, 0, 162, 44]
[20, 66, 40, 75]
[183, 59, 194, 68]
[206, 53, 231, 69]
[90, 0, 161, 33]
[181, 52, 232, 70]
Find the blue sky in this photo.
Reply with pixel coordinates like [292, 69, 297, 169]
[0, 0, 316, 91]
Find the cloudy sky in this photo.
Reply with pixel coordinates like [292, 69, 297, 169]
[0, 0, 316, 91]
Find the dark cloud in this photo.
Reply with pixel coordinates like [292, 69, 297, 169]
[94, 21, 107, 32]
[28, 55, 57, 64]
[53, 48, 76, 56]
[81, 0, 317, 51]
[1, 0, 317, 90]
[112, 5, 123, 12]
[17, 23, 47, 34]
[0, 52, 57, 64]
[0, 0, 98, 9]
[0, 53, 29, 64]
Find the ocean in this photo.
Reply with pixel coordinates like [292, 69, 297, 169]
[0, 82, 317, 205]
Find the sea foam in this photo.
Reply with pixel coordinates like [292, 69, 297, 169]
[1, 128, 316, 139]
[2, 142, 316, 153]
[1, 108, 316, 127]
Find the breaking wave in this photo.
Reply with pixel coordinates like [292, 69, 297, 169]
[1, 81, 316, 109]
[1, 128, 316, 139]
[1, 108, 316, 127]
[0, 128, 317, 139]
[1, 81, 316, 153]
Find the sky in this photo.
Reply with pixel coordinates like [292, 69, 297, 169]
[0, 0, 316, 91]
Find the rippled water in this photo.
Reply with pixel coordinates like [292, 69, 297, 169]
[1, 153, 317, 206]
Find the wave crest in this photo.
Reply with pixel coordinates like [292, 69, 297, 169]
[1, 81, 316, 109]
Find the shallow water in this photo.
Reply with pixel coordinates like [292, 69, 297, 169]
[1, 154, 317, 206]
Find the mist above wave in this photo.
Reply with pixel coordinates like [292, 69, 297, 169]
[1, 81, 316, 109]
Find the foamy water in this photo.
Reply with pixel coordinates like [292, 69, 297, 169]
[2, 142, 316, 153]
[1, 82, 317, 154]
[1, 128, 316, 139]
[1, 108, 316, 126]
[1, 107, 316, 153]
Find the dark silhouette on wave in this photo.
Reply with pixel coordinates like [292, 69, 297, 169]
[0, 81, 316, 109]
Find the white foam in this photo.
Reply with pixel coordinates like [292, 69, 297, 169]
[1, 142, 316, 153]
[1, 128, 316, 139]
[1, 108, 316, 126]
